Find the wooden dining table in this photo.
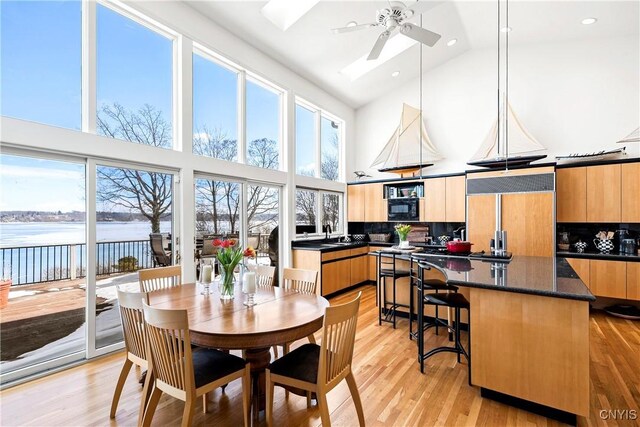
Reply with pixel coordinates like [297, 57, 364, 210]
[147, 282, 329, 419]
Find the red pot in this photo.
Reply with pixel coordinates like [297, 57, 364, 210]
[446, 241, 473, 254]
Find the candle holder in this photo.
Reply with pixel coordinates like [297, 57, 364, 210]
[243, 291, 256, 307]
[201, 279, 212, 296]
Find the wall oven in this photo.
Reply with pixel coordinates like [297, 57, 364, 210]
[388, 198, 419, 221]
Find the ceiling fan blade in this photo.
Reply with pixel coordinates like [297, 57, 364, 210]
[367, 31, 390, 60]
[331, 23, 378, 34]
[400, 23, 441, 47]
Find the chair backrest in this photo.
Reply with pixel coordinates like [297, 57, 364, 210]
[247, 264, 276, 287]
[318, 292, 361, 389]
[247, 235, 260, 251]
[139, 265, 182, 293]
[142, 302, 194, 394]
[149, 233, 171, 266]
[117, 288, 149, 363]
[201, 237, 218, 256]
[282, 268, 318, 294]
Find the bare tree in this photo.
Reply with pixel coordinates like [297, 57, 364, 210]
[321, 132, 339, 181]
[247, 138, 279, 234]
[296, 190, 316, 226]
[97, 103, 172, 233]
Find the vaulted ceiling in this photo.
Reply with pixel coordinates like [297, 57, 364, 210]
[187, 1, 639, 108]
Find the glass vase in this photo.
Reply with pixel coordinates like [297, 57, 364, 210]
[218, 264, 236, 300]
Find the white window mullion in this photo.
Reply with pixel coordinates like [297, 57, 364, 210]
[85, 158, 97, 358]
[82, 0, 97, 133]
[238, 70, 247, 164]
[314, 109, 321, 179]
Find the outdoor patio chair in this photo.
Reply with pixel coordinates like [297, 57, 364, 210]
[149, 233, 171, 267]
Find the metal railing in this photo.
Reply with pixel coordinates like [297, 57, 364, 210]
[0, 240, 154, 286]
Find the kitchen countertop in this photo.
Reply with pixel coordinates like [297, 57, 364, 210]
[291, 240, 369, 252]
[370, 251, 595, 302]
[556, 250, 640, 262]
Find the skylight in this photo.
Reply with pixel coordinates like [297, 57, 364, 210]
[340, 35, 417, 81]
[261, 0, 320, 31]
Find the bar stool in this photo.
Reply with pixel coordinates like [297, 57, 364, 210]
[378, 251, 411, 329]
[408, 259, 459, 341]
[415, 261, 471, 385]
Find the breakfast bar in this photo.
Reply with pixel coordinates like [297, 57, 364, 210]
[372, 251, 595, 424]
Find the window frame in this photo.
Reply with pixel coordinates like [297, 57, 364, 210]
[295, 187, 343, 237]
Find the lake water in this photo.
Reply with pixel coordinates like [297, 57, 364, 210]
[0, 221, 172, 247]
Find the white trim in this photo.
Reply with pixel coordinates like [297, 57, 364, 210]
[86, 159, 97, 358]
[238, 70, 247, 164]
[99, 0, 178, 40]
[0, 352, 85, 387]
[82, 0, 97, 134]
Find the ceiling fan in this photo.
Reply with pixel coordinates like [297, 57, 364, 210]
[331, 1, 441, 60]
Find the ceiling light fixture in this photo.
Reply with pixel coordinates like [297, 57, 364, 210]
[339, 35, 417, 81]
[581, 17, 597, 25]
[391, 71, 400, 77]
[501, 26, 512, 33]
[447, 38, 458, 46]
[346, 21, 358, 27]
[261, 0, 320, 31]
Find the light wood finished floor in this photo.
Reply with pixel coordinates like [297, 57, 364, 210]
[1, 285, 639, 426]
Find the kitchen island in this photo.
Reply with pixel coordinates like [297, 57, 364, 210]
[373, 251, 595, 424]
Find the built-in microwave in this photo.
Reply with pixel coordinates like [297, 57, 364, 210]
[388, 198, 419, 221]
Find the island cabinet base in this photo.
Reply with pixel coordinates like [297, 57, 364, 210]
[470, 288, 590, 418]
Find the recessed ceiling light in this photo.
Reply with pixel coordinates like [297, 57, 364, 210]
[447, 38, 458, 46]
[581, 17, 597, 25]
[346, 21, 358, 27]
[391, 71, 400, 77]
[501, 26, 512, 33]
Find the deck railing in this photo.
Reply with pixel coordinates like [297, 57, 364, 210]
[0, 240, 153, 285]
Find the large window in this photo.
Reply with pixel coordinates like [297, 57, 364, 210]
[295, 189, 317, 234]
[96, 4, 174, 148]
[295, 189, 342, 235]
[192, 53, 238, 161]
[295, 100, 343, 181]
[246, 79, 281, 170]
[0, 0, 81, 130]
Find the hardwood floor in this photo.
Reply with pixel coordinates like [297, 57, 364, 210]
[1, 284, 638, 426]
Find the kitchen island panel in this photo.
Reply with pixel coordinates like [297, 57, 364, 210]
[470, 287, 589, 417]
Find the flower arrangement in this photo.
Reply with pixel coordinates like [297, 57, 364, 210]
[394, 224, 412, 242]
[213, 239, 256, 299]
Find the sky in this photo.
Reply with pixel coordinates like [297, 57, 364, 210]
[0, 0, 296, 212]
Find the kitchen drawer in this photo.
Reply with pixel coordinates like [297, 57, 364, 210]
[322, 249, 350, 262]
[349, 247, 369, 257]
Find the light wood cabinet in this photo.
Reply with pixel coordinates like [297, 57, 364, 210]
[322, 258, 351, 296]
[627, 262, 640, 301]
[621, 163, 640, 223]
[421, 177, 446, 222]
[350, 254, 368, 286]
[566, 258, 590, 288]
[364, 183, 387, 222]
[590, 260, 626, 299]
[502, 193, 555, 257]
[445, 175, 466, 222]
[556, 167, 587, 222]
[586, 164, 621, 222]
[347, 185, 365, 222]
[467, 194, 496, 253]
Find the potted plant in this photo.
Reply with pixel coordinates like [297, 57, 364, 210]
[395, 224, 412, 249]
[1, 262, 11, 309]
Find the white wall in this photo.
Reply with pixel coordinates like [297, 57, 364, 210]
[353, 35, 640, 179]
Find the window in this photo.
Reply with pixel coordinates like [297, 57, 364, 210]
[246, 79, 281, 170]
[322, 192, 341, 232]
[96, 4, 173, 148]
[295, 99, 343, 181]
[295, 189, 317, 234]
[0, 0, 81, 130]
[295, 104, 316, 176]
[321, 117, 340, 181]
[192, 53, 238, 160]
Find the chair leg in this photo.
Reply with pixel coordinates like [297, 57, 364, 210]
[138, 367, 154, 426]
[141, 385, 162, 427]
[346, 372, 365, 427]
[392, 278, 397, 329]
[307, 333, 316, 344]
[467, 308, 472, 386]
[306, 391, 312, 408]
[243, 365, 251, 427]
[202, 393, 208, 414]
[272, 345, 279, 358]
[110, 358, 133, 418]
[456, 308, 462, 364]
[317, 391, 332, 427]
[283, 343, 291, 399]
[181, 398, 196, 427]
[265, 369, 274, 427]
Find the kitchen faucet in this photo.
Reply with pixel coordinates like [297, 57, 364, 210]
[324, 223, 332, 240]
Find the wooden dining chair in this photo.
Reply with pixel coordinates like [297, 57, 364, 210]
[110, 288, 151, 422]
[247, 264, 276, 287]
[265, 292, 365, 427]
[138, 265, 181, 293]
[140, 303, 251, 427]
[282, 267, 318, 294]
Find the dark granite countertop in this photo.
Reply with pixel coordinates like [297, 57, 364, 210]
[370, 251, 595, 302]
[291, 240, 369, 253]
[556, 251, 640, 262]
